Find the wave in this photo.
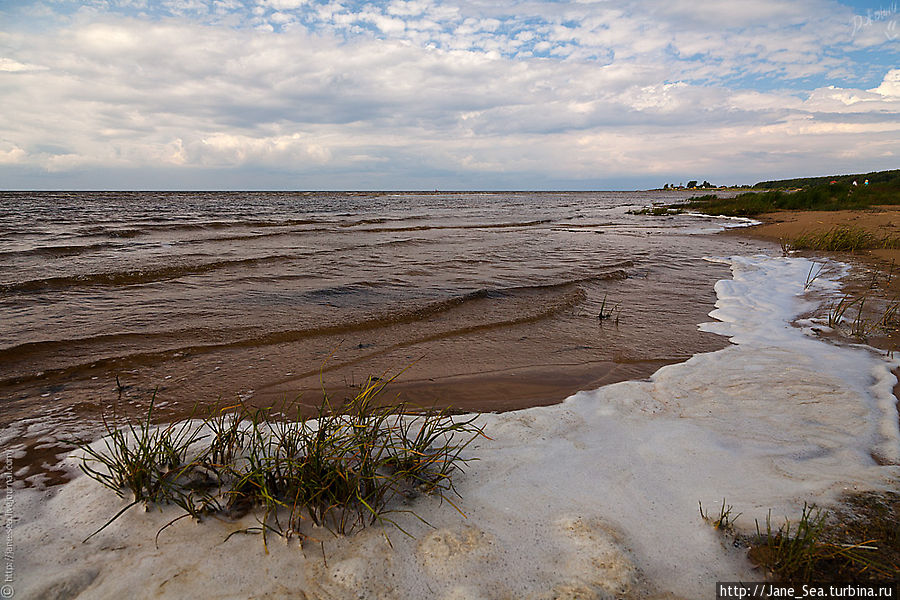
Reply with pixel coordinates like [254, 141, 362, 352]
[0, 236, 442, 295]
[0, 254, 296, 294]
[340, 215, 430, 228]
[73, 226, 427, 249]
[358, 219, 553, 233]
[69, 218, 329, 240]
[106, 228, 143, 239]
[0, 328, 233, 369]
[0, 269, 630, 386]
[172, 229, 322, 245]
[554, 222, 617, 228]
[0, 242, 116, 259]
[201, 218, 326, 230]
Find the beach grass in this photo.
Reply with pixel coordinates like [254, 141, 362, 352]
[747, 501, 898, 582]
[699, 498, 741, 534]
[77, 393, 208, 539]
[76, 375, 485, 547]
[819, 283, 900, 342]
[701, 496, 900, 582]
[749, 504, 831, 581]
[597, 293, 620, 324]
[788, 226, 900, 253]
[804, 262, 826, 290]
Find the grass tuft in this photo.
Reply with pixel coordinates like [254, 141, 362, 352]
[77, 391, 205, 506]
[788, 226, 900, 253]
[748, 503, 897, 582]
[76, 375, 485, 546]
[804, 262, 825, 290]
[823, 291, 900, 342]
[597, 293, 620, 325]
[750, 504, 829, 581]
[699, 498, 741, 534]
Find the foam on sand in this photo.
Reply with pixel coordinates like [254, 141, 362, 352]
[9, 255, 900, 599]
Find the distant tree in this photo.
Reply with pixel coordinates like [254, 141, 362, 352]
[702, 180, 713, 188]
[663, 183, 669, 189]
[687, 180, 698, 189]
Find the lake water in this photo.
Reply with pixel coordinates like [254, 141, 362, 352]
[0, 190, 769, 479]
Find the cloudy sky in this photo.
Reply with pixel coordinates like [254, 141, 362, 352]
[0, 0, 898, 190]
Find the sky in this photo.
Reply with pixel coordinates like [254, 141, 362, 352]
[0, 0, 898, 190]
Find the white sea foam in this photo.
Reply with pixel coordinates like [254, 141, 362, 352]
[9, 255, 900, 599]
[681, 211, 762, 233]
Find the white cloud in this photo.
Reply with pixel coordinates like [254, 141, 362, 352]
[0, 144, 27, 164]
[213, 0, 242, 10]
[0, 2, 898, 187]
[356, 11, 407, 35]
[387, 0, 428, 17]
[162, 0, 209, 15]
[871, 69, 900, 97]
[196, 132, 332, 166]
[258, 0, 308, 10]
[268, 11, 294, 24]
[0, 58, 46, 72]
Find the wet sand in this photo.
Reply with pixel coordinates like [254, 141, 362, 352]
[261, 358, 683, 414]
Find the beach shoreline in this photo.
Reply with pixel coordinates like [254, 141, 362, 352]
[8, 207, 900, 596]
[9, 206, 900, 443]
[727, 205, 900, 265]
[728, 205, 900, 354]
[4, 190, 766, 498]
[10, 252, 900, 599]
[1, 190, 753, 432]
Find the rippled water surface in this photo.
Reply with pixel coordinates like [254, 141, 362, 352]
[1, 191, 771, 457]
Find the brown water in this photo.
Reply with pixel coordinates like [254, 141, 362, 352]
[0, 190, 771, 483]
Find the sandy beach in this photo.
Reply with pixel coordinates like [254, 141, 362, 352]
[732, 205, 900, 265]
[9, 252, 900, 599]
[6, 198, 900, 598]
[4, 0, 899, 595]
[730, 205, 900, 354]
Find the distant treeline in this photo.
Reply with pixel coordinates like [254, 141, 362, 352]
[753, 169, 900, 189]
[679, 169, 900, 217]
